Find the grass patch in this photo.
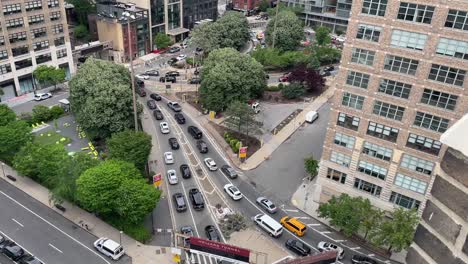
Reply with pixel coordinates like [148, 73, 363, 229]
[106, 218, 151, 243]
[35, 131, 71, 146]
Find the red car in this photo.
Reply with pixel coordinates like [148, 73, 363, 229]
[278, 73, 291, 82]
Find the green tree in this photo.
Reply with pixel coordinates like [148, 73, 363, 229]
[312, 45, 342, 65]
[259, 0, 270, 12]
[0, 104, 16, 126]
[360, 201, 384, 240]
[252, 48, 306, 69]
[32, 105, 53, 123]
[154, 33, 172, 49]
[0, 120, 32, 163]
[281, 83, 305, 99]
[265, 11, 304, 51]
[68, 0, 95, 25]
[304, 156, 319, 179]
[315, 26, 331, 46]
[224, 101, 262, 136]
[33, 65, 66, 90]
[74, 24, 90, 41]
[107, 130, 152, 171]
[69, 58, 134, 139]
[200, 48, 266, 112]
[267, 2, 303, 17]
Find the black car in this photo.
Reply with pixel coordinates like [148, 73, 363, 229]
[180, 226, 193, 247]
[168, 58, 178, 65]
[150, 93, 162, 101]
[188, 77, 201, 84]
[221, 165, 238, 179]
[145, 70, 159, 77]
[3, 242, 25, 261]
[169, 46, 181, 53]
[188, 126, 202, 139]
[194, 68, 200, 75]
[137, 88, 146, 97]
[196, 140, 208, 153]
[0, 238, 9, 250]
[136, 79, 144, 87]
[169, 138, 179, 149]
[320, 70, 331, 77]
[147, 100, 157, 109]
[165, 71, 180, 77]
[173, 193, 187, 212]
[159, 76, 176, 83]
[153, 109, 163, 120]
[180, 164, 191, 179]
[285, 239, 311, 256]
[195, 47, 203, 55]
[351, 254, 378, 264]
[205, 225, 220, 242]
[19, 255, 43, 264]
[174, 113, 186, 124]
[323, 65, 335, 72]
[189, 188, 204, 210]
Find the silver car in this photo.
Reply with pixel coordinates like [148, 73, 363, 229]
[167, 169, 178, 185]
[256, 197, 277, 213]
[160, 122, 170, 134]
[164, 152, 174, 164]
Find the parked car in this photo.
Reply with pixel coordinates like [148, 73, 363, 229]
[167, 169, 178, 185]
[168, 58, 178, 65]
[196, 140, 208, 153]
[188, 77, 201, 84]
[169, 46, 181, 53]
[94, 238, 125, 260]
[189, 188, 205, 210]
[153, 109, 164, 120]
[323, 65, 335, 72]
[221, 165, 237, 179]
[135, 74, 149, 80]
[224, 183, 243, 201]
[18, 255, 43, 264]
[351, 254, 378, 264]
[159, 76, 176, 83]
[145, 70, 159, 77]
[195, 47, 203, 55]
[320, 70, 331, 77]
[34, 92, 52, 101]
[188, 126, 203, 139]
[137, 88, 147, 97]
[180, 226, 193, 247]
[256, 197, 277, 213]
[205, 225, 220, 241]
[168, 137, 179, 149]
[317, 241, 345, 260]
[180, 43, 188, 49]
[3, 242, 24, 261]
[180, 164, 191, 179]
[160, 122, 170, 134]
[174, 113, 186, 124]
[194, 68, 200, 75]
[204, 158, 217, 171]
[0, 234, 5, 245]
[285, 239, 311, 256]
[150, 93, 162, 101]
[167, 101, 182, 112]
[136, 78, 144, 87]
[147, 100, 157, 109]
[165, 71, 180, 77]
[164, 152, 174, 164]
[173, 193, 187, 212]
[278, 73, 291, 82]
[176, 54, 187, 61]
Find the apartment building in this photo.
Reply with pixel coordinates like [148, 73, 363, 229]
[0, 0, 74, 101]
[316, 0, 468, 215]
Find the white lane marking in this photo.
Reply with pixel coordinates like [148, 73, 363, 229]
[49, 243, 63, 253]
[282, 209, 299, 213]
[11, 218, 24, 227]
[350, 247, 361, 250]
[0, 232, 46, 264]
[293, 216, 311, 220]
[335, 239, 346, 243]
[0, 191, 111, 264]
[181, 181, 200, 237]
[368, 254, 375, 257]
[307, 223, 321, 227]
[321, 231, 331, 234]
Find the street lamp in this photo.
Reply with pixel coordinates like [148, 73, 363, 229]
[119, 230, 123, 245]
[1, 163, 5, 178]
[122, 11, 139, 131]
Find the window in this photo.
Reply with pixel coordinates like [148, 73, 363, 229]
[394, 173, 427, 194]
[6, 18, 24, 29]
[48, 0, 59, 8]
[326, 168, 347, 184]
[337, 112, 360, 131]
[0, 36, 4, 46]
[0, 50, 7, 61]
[358, 160, 387, 180]
[372, 101, 405, 121]
[400, 154, 434, 175]
[367, 122, 399, 142]
[356, 24, 382, 42]
[9, 31, 27, 43]
[414, 112, 449, 133]
[0, 63, 12, 74]
[384, 55, 419, 75]
[361, 0, 387, 17]
[28, 14, 45, 25]
[334, 132, 355, 149]
[421, 88, 458, 111]
[406, 133, 441, 156]
[12, 46, 29, 57]
[362, 141, 393, 161]
[354, 178, 382, 197]
[3, 4, 22, 15]
[445, 9, 468, 31]
[330, 151, 351, 168]
[397, 2, 434, 24]
[378, 79, 411, 99]
[436, 38, 468, 60]
[389, 192, 421, 209]
[33, 40, 49, 51]
[54, 37, 65, 46]
[428, 64, 465, 87]
[351, 48, 375, 66]
[25, 1, 42, 11]
[50, 11, 61, 21]
[346, 71, 370, 89]
[342, 92, 364, 110]
[52, 24, 64, 34]
[31, 27, 47, 39]
[15, 58, 32, 70]
[57, 49, 67, 58]
[36, 53, 51, 64]
[390, 30, 427, 51]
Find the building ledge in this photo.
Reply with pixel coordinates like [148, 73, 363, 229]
[167, 27, 189, 36]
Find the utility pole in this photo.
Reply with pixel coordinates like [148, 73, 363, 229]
[271, 0, 281, 49]
[124, 12, 139, 131]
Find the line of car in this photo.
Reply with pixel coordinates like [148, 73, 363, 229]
[0, 233, 43, 263]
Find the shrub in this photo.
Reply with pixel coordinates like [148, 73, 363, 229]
[282, 83, 305, 99]
[234, 141, 242, 153]
[224, 132, 231, 143]
[278, 83, 284, 90]
[107, 218, 151, 243]
[50, 105, 65, 119]
[186, 57, 195, 65]
[32, 105, 53, 123]
[265, 85, 281, 92]
[19, 112, 33, 125]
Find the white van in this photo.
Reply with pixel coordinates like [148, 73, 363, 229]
[94, 238, 125, 260]
[305, 111, 319, 123]
[253, 214, 283, 237]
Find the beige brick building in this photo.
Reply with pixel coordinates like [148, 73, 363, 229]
[316, 0, 468, 215]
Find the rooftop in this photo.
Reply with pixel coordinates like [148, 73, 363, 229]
[440, 114, 468, 157]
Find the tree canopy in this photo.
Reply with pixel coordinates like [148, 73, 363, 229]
[265, 11, 304, 51]
[33, 65, 66, 90]
[315, 26, 332, 46]
[318, 194, 365, 236]
[107, 130, 152, 171]
[0, 104, 16, 126]
[69, 58, 135, 139]
[67, 0, 95, 26]
[0, 120, 32, 163]
[289, 65, 325, 93]
[224, 101, 262, 136]
[154, 33, 172, 49]
[304, 156, 319, 179]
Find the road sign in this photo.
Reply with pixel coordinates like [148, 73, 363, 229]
[153, 173, 162, 187]
[239, 146, 248, 158]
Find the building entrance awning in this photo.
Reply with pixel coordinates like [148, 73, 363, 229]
[167, 27, 189, 36]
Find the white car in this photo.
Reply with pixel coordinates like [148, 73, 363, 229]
[160, 122, 170, 134]
[94, 238, 125, 260]
[224, 184, 243, 201]
[167, 169, 178, 185]
[136, 74, 149, 80]
[34, 92, 52, 101]
[176, 54, 187, 61]
[164, 152, 174, 164]
[204, 158, 217, 171]
[317, 241, 345, 260]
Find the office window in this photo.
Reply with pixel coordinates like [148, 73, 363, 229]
[389, 192, 421, 209]
[31, 27, 47, 39]
[36, 53, 51, 64]
[25, 1, 42, 11]
[337, 112, 360, 131]
[54, 37, 65, 46]
[334, 132, 355, 149]
[420, 88, 458, 111]
[6, 18, 24, 29]
[362, 141, 393, 161]
[0, 50, 8, 61]
[326, 168, 347, 184]
[400, 154, 434, 175]
[48, 0, 59, 8]
[330, 151, 351, 168]
[445, 9, 468, 31]
[342, 92, 364, 110]
[351, 48, 375, 66]
[56, 49, 67, 58]
[414, 112, 449, 133]
[50, 11, 61, 21]
[436, 38, 468, 60]
[346, 71, 370, 89]
[356, 24, 382, 42]
[0, 63, 12, 74]
[3, 4, 22, 15]
[354, 178, 382, 197]
[372, 101, 405, 121]
[394, 173, 427, 194]
[384, 55, 419, 75]
[0, 36, 4, 46]
[361, 0, 387, 17]
[9, 31, 27, 43]
[406, 133, 441, 156]
[52, 24, 64, 34]
[367, 122, 399, 143]
[33, 40, 49, 51]
[15, 58, 32, 70]
[390, 30, 427, 51]
[358, 160, 387, 180]
[12, 46, 29, 57]
[397, 2, 434, 24]
[28, 14, 45, 25]
[378, 79, 411, 99]
[428, 64, 465, 87]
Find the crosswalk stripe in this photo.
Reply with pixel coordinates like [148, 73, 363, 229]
[283, 209, 299, 212]
[294, 216, 311, 220]
[307, 223, 321, 226]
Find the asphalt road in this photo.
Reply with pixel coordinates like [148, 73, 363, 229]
[11, 90, 69, 114]
[0, 179, 131, 264]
